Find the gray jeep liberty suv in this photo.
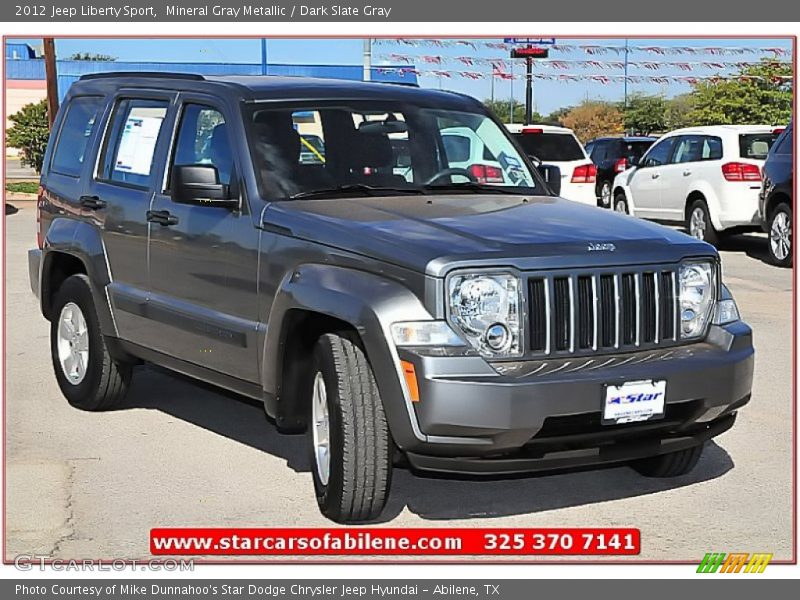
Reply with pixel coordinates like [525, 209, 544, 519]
[29, 73, 754, 523]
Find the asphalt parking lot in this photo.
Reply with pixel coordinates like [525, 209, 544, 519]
[3, 201, 793, 562]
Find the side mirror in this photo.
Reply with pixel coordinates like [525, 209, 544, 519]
[537, 164, 561, 196]
[171, 165, 238, 208]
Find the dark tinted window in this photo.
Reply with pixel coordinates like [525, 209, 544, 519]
[589, 140, 610, 161]
[50, 96, 104, 177]
[172, 104, 232, 186]
[101, 98, 169, 188]
[513, 132, 585, 161]
[642, 137, 676, 167]
[739, 133, 777, 160]
[623, 141, 654, 161]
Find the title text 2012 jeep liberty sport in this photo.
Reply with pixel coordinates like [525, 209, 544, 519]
[29, 73, 754, 523]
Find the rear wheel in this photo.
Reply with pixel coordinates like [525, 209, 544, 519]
[630, 444, 704, 478]
[50, 274, 132, 411]
[767, 202, 792, 267]
[687, 199, 720, 246]
[599, 180, 612, 207]
[307, 332, 392, 523]
[613, 192, 629, 214]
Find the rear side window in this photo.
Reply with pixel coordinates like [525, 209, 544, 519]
[739, 133, 777, 160]
[50, 96, 104, 177]
[513, 132, 585, 162]
[101, 98, 169, 188]
[624, 141, 654, 161]
[671, 135, 722, 163]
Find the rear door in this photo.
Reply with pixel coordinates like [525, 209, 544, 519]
[84, 92, 175, 344]
[146, 95, 261, 383]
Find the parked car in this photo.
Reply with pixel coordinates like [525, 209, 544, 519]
[441, 126, 507, 184]
[585, 136, 656, 208]
[30, 73, 753, 523]
[612, 125, 780, 245]
[506, 124, 597, 205]
[759, 121, 793, 267]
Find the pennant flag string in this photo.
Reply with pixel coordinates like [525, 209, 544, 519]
[373, 39, 791, 57]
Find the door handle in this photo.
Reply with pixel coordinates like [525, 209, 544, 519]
[146, 210, 179, 226]
[683, 170, 692, 176]
[651, 173, 660, 179]
[79, 195, 106, 210]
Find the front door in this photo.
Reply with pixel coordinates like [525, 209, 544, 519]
[146, 98, 261, 383]
[627, 136, 677, 218]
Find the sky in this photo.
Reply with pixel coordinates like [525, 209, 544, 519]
[8, 37, 794, 115]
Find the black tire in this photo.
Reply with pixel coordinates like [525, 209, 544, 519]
[50, 274, 132, 411]
[307, 332, 392, 523]
[630, 444, 704, 478]
[767, 202, 793, 268]
[613, 192, 629, 214]
[686, 199, 720, 246]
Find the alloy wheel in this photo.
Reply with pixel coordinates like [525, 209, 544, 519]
[56, 302, 89, 384]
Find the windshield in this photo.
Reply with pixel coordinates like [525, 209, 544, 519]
[244, 102, 540, 199]
[512, 132, 586, 162]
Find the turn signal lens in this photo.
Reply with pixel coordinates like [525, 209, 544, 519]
[401, 360, 420, 403]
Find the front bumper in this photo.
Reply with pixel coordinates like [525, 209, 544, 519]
[395, 320, 753, 473]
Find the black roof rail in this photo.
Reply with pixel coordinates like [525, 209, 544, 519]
[79, 72, 206, 81]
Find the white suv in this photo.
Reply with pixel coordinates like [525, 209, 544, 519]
[612, 125, 779, 244]
[506, 124, 597, 205]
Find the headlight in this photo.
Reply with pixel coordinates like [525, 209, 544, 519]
[391, 321, 465, 346]
[448, 273, 521, 357]
[679, 261, 716, 338]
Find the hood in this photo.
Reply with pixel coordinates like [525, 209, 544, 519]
[263, 194, 715, 276]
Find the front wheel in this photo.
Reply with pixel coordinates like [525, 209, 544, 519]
[630, 444, 704, 478]
[686, 199, 720, 246]
[50, 274, 132, 410]
[613, 192, 629, 214]
[308, 333, 392, 523]
[767, 202, 792, 267]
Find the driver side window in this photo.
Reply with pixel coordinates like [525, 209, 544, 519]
[172, 104, 232, 187]
[642, 138, 676, 168]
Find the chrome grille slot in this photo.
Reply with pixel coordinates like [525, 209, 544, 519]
[527, 266, 680, 358]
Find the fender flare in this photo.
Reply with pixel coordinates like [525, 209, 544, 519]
[685, 183, 724, 231]
[41, 217, 117, 337]
[261, 263, 435, 447]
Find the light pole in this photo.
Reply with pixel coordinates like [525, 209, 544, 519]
[363, 38, 372, 82]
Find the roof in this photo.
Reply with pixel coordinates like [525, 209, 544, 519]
[69, 72, 477, 107]
[588, 136, 657, 142]
[504, 123, 575, 134]
[666, 124, 778, 135]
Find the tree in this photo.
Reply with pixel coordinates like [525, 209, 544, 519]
[543, 106, 572, 126]
[67, 52, 116, 61]
[624, 94, 668, 135]
[6, 100, 50, 173]
[561, 101, 624, 142]
[687, 59, 792, 125]
[665, 93, 693, 130]
[483, 98, 543, 124]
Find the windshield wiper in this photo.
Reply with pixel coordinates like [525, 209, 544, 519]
[289, 183, 425, 200]
[423, 182, 529, 195]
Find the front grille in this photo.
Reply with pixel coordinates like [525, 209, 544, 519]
[527, 267, 679, 357]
